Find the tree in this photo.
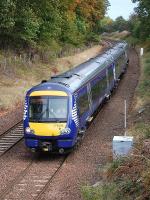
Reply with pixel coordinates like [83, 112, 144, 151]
[132, 0, 150, 39]
[128, 14, 141, 39]
[98, 16, 113, 33]
[0, 0, 110, 50]
[14, 6, 40, 46]
[112, 16, 128, 32]
[0, 0, 16, 47]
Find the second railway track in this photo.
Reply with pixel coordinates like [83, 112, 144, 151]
[0, 121, 23, 156]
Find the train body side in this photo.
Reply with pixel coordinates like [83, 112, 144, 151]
[75, 51, 128, 131]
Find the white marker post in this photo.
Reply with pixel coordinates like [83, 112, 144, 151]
[140, 48, 144, 56]
[112, 100, 134, 159]
[124, 99, 127, 136]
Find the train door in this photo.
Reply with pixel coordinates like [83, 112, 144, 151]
[113, 63, 116, 81]
[90, 70, 107, 113]
[87, 83, 92, 113]
[122, 52, 129, 72]
[106, 64, 115, 93]
[77, 86, 91, 129]
[106, 68, 109, 92]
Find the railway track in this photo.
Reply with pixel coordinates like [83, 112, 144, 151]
[0, 154, 66, 200]
[0, 121, 23, 156]
[0, 122, 68, 200]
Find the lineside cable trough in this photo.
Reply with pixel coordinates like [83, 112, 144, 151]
[113, 100, 133, 159]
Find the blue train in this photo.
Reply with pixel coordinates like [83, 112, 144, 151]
[23, 41, 129, 153]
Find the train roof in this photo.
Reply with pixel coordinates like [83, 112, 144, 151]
[29, 41, 128, 95]
[46, 41, 128, 93]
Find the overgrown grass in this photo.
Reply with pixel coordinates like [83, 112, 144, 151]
[81, 183, 121, 200]
[129, 50, 150, 140]
[0, 52, 54, 110]
[82, 156, 150, 200]
[138, 54, 150, 100]
[138, 65, 150, 100]
[102, 31, 131, 41]
[0, 44, 102, 111]
[129, 123, 150, 140]
[125, 36, 139, 47]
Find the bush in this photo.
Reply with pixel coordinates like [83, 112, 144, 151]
[81, 183, 122, 200]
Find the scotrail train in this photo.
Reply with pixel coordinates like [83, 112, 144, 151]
[23, 41, 129, 154]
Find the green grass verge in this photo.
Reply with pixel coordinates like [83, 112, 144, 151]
[81, 183, 121, 200]
[138, 54, 150, 100]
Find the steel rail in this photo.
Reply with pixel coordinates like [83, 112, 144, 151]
[0, 121, 24, 156]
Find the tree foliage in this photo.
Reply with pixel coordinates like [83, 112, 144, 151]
[132, 0, 150, 40]
[99, 16, 129, 33]
[112, 16, 128, 32]
[0, 0, 109, 50]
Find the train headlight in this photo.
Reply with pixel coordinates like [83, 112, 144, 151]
[25, 127, 35, 134]
[60, 128, 71, 135]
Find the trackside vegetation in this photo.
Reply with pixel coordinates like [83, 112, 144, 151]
[81, 49, 150, 200]
[0, 45, 103, 111]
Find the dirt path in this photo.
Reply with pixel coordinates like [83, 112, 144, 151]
[37, 48, 140, 200]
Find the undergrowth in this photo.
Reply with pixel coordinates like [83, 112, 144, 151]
[138, 54, 150, 96]
[82, 156, 150, 200]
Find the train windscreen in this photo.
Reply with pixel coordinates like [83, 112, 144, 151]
[29, 96, 68, 122]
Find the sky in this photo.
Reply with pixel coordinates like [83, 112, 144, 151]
[107, 0, 138, 20]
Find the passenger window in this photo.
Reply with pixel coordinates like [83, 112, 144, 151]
[91, 77, 107, 101]
[115, 61, 120, 76]
[108, 67, 114, 82]
[116, 55, 122, 72]
[91, 82, 100, 100]
[78, 92, 89, 116]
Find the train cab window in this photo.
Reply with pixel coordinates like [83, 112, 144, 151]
[29, 96, 68, 122]
[78, 92, 89, 116]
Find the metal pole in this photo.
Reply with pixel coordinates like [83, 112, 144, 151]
[124, 100, 127, 136]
